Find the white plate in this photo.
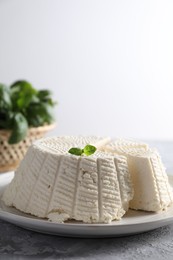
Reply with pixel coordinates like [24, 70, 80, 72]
[0, 172, 173, 238]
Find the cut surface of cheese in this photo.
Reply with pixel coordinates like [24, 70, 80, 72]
[2, 136, 133, 223]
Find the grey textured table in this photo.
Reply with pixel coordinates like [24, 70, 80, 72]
[1, 141, 173, 260]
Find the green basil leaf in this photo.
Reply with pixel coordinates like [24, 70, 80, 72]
[26, 102, 54, 127]
[26, 104, 45, 127]
[83, 145, 97, 156]
[37, 90, 57, 107]
[10, 80, 37, 110]
[0, 84, 12, 110]
[0, 111, 9, 128]
[41, 103, 54, 123]
[30, 95, 40, 104]
[68, 145, 97, 156]
[68, 148, 83, 156]
[8, 113, 28, 144]
[0, 110, 14, 129]
[37, 90, 52, 100]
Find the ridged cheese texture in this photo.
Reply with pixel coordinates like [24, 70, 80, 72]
[2, 136, 133, 223]
[104, 139, 173, 212]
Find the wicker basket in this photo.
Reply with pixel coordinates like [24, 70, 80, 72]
[0, 124, 56, 173]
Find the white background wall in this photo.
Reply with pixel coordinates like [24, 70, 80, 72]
[0, 0, 173, 140]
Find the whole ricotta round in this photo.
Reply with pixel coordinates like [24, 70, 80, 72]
[2, 136, 134, 223]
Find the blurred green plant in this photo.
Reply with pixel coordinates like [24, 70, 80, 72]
[0, 80, 57, 144]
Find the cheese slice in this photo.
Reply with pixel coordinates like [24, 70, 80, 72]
[103, 139, 173, 212]
[128, 150, 173, 211]
[2, 136, 133, 223]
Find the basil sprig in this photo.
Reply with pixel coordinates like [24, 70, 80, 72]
[68, 144, 97, 156]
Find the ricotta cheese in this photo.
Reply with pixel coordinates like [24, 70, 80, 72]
[3, 136, 172, 222]
[2, 136, 133, 223]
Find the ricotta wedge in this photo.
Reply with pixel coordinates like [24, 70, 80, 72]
[104, 139, 173, 212]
